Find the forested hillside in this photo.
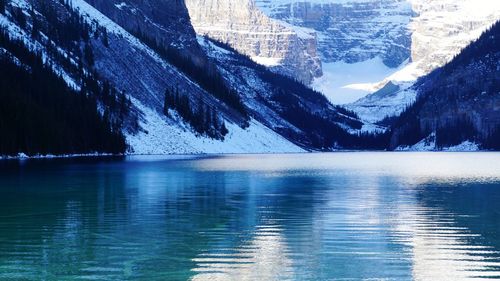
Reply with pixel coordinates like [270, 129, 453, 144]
[388, 21, 500, 150]
[0, 31, 127, 156]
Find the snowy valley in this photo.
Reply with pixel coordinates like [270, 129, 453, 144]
[186, 0, 500, 117]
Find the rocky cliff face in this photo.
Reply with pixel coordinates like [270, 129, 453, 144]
[409, 0, 500, 73]
[349, 0, 500, 124]
[86, 0, 207, 66]
[1, 0, 369, 154]
[256, 0, 414, 68]
[187, 0, 499, 110]
[184, 0, 322, 84]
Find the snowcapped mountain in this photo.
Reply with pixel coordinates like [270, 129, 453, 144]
[185, 0, 500, 111]
[387, 21, 500, 151]
[1, 0, 376, 157]
[0, 0, 307, 155]
[255, 0, 413, 67]
[349, 0, 500, 123]
[184, 0, 322, 84]
[1, 0, 498, 156]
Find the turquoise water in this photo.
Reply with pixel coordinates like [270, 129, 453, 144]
[0, 153, 499, 280]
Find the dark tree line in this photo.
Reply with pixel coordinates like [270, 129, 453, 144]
[386, 20, 500, 150]
[28, 0, 138, 129]
[383, 96, 429, 148]
[0, 31, 126, 156]
[163, 88, 228, 139]
[29, 0, 91, 51]
[435, 117, 477, 148]
[133, 31, 248, 118]
[270, 90, 388, 150]
[207, 38, 389, 149]
[385, 93, 481, 149]
[0, 0, 8, 14]
[484, 126, 500, 150]
[0, 0, 138, 156]
[80, 75, 138, 133]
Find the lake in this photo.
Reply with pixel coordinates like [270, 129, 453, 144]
[0, 153, 499, 280]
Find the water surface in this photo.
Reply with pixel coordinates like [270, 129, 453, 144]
[0, 153, 499, 280]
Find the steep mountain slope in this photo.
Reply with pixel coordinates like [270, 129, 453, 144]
[186, 0, 500, 110]
[348, 0, 500, 121]
[185, 0, 322, 84]
[0, 0, 307, 155]
[387, 21, 500, 151]
[1, 0, 377, 156]
[0, 30, 126, 156]
[198, 38, 386, 149]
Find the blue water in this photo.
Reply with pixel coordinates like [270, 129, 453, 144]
[0, 153, 499, 280]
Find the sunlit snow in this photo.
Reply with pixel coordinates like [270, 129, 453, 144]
[312, 58, 406, 105]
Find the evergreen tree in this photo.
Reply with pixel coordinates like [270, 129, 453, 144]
[0, 0, 8, 14]
[0, 31, 127, 156]
[163, 90, 170, 116]
[212, 108, 220, 131]
[29, 8, 40, 39]
[11, 8, 26, 28]
[221, 121, 228, 136]
[102, 28, 109, 47]
[84, 43, 94, 67]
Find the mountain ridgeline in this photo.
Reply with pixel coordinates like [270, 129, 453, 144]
[0, 0, 385, 156]
[0, 0, 498, 156]
[387, 21, 500, 150]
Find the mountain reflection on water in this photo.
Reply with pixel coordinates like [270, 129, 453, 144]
[0, 152, 499, 280]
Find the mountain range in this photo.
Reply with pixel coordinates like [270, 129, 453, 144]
[0, 0, 498, 156]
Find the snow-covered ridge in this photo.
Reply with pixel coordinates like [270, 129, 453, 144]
[2, 0, 306, 155]
[349, 0, 500, 123]
[199, 0, 499, 115]
[70, 0, 305, 154]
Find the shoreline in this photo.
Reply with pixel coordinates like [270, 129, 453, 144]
[1, 150, 496, 161]
[0, 152, 119, 161]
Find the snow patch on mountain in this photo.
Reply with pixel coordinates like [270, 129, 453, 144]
[443, 141, 480, 152]
[185, 0, 323, 84]
[251, 56, 282, 67]
[396, 133, 436, 151]
[0, 11, 80, 90]
[127, 99, 304, 155]
[396, 133, 481, 152]
[313, 57, 407, 104]
[348, 0, 500, 123]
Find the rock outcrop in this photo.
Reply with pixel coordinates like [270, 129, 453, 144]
[409, 0, 500, 73]
[185, 0, 322, 84]
[86, 0, 207, 66]
[256, 0, 414, 68]
[349, 0, 500, 123]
